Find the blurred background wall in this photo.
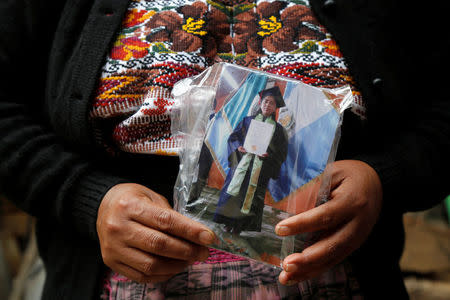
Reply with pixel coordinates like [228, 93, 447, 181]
[0, 196, 45, 300]
[401, 198, 450, 300]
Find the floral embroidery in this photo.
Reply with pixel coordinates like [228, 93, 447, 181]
[257, 16, 282, 37]
[136, 1, 330, 64]
[110, 36, 150, 61]
[319, 39, 343, 57]
[92, 0, 365, 156]
[145, 1, 230, 58]
[233, 1, 326, 63]
[123, 9, 155, 28]
[182, 17, 208, 36]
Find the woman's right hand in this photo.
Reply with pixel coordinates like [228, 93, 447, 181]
[96, 183, 216, 283]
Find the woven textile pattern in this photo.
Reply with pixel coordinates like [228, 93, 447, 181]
[101, 249, 362, 300]
[91, 0, 364, 155]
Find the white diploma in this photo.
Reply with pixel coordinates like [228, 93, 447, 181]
[243, 120, 274, 156]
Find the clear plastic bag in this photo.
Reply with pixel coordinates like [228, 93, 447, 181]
[171, 63, 353, 267]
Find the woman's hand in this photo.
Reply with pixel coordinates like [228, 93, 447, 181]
[275, 160, 383, 285]
[97, 183, 216, 283]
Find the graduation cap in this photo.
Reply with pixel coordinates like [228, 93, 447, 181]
[259, 86, 285, 108]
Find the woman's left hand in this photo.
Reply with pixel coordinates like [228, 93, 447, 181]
[275, 160, 383, 285]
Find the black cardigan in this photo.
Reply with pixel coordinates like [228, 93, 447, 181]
[0, 0, 448, 299]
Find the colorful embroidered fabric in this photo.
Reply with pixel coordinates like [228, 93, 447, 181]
[91, 0, 365, 155]
[100, 249, 362, 300]
[96, 0, 365, 298]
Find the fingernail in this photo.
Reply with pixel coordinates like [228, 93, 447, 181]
[279, 271, 298, 286]
[276, 225, 290, 236]
[199, 230, 215, 245]
[284, 263, 298, 273]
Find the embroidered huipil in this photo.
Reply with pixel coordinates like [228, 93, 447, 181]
[93, 0, 364, 298]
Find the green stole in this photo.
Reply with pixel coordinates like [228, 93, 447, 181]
[226, 114, 276, 214]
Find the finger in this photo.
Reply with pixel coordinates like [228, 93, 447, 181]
[275, 193, 352, 236]
[117, 246, 191, 276]
[280, 219, 360, 284]
[114, 263, 175, 284]
[129, 200, 216, 246]
[126, 222, 211, 261]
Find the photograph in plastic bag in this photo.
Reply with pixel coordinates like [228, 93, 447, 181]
[175, 64, 351, 267]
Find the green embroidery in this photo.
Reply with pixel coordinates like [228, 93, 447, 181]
[234, 3, 256, 16]
[291, 40, 319, 54]
[207, 0, 255, 20]
[218, 53, 247, 60]
[207, 0, 233, 17]
[151, 42, 173, 53]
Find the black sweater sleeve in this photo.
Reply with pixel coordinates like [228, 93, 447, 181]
[354, 98, 450, 213]
[311, 0, 450, 213]
[0, 1, 127, 240]
[354, 5, 450, 213]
